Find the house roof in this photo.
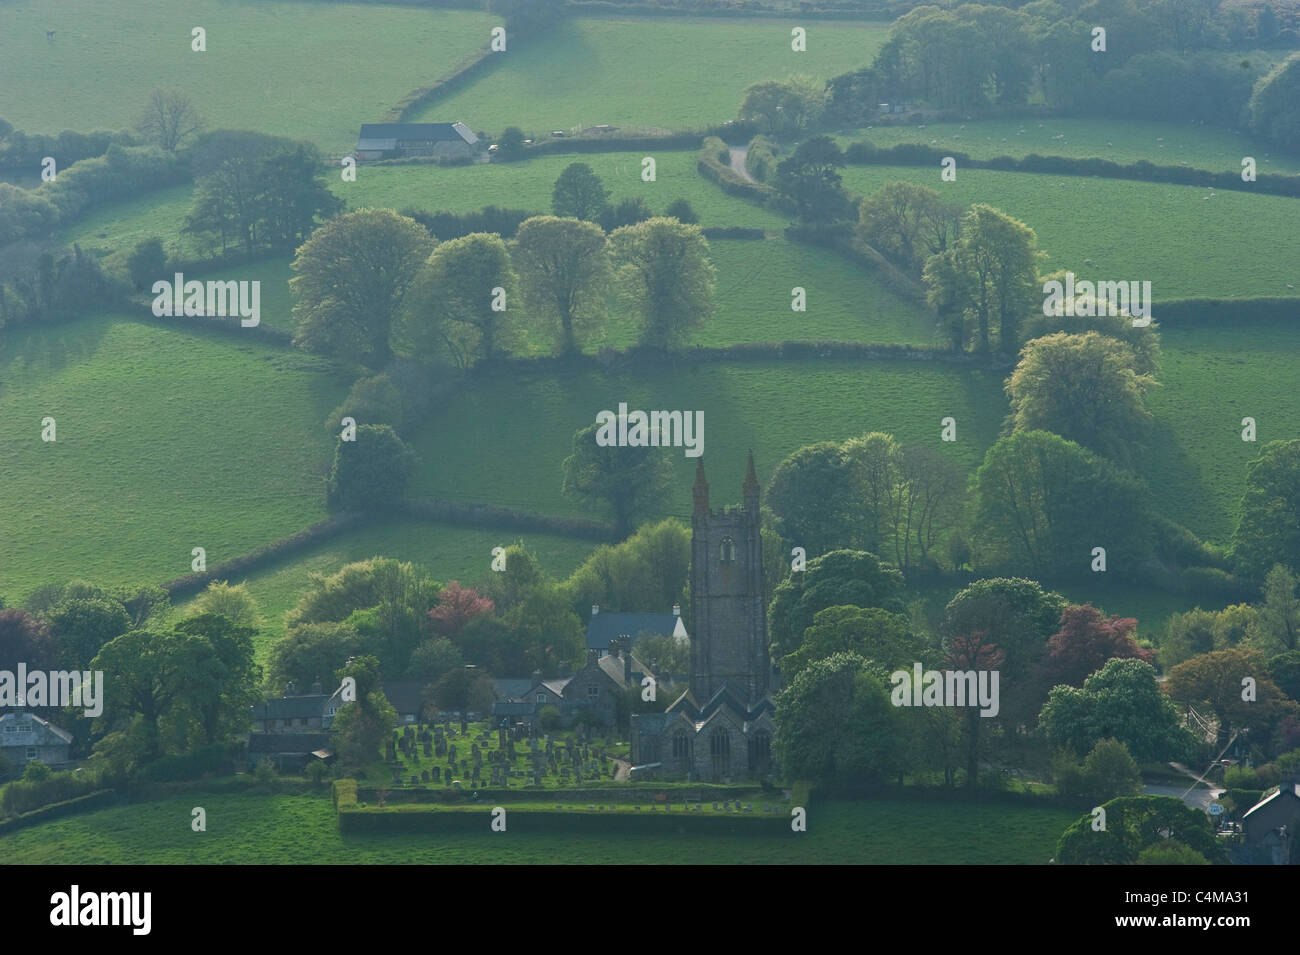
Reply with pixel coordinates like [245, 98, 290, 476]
[0, 711, 72, 746]
[1243, 783, 1300, 818]
[595, 653, 654, 688]
[540, 678, 571, 696]
[247, 733, 331, 755]
[382, 681, 425, 716]
[585, 613, 682, 650]
[358, 122, 478, 145]
[251, 695, 327, 721]
[493, 678, 533, 701]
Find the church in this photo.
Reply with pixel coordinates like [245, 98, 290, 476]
[630, 453, 777, 780]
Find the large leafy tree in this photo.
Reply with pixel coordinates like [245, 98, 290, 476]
[1039, 658, 1197, 763]
[551, 162, 609, 221]
[968, 430, 1152, 578]
[427, 581, 495, 642]
[1041, 604, 1152, 690]
[512, 216, 610, 356]
[923, 204, 1041, 353]
[856, 181, 961, 275]
[608, 217, 715, 350]
[191, 580, 262, 630]
[0, 609, 56, 673]
[1056, 795, 1227, 865]
[1232, 440, 1300, 579]
[774, 652, 906, 784]
[781, 605, 917, 676]
[737, 77, 827, 135]
[773, 135, 849, 224]
[330, 655, 398, 770]
[768, 550, 906, 661]
[561, 420, 673, 538]
[290, 209, 435, 367]
[47, 597, 132, 670]
[325, 424, 415, 513]
[1164, 648, 1295, 749]
[564, 519, 690, 618]
[254, 144, 343, 251]
[172, 613, 261, 744]
[1250, 565, 1300, 655]
[1005, 331, 1156, 464]
[1249, 51, 1300, 151]
[766, 441, 864, 557]
[265, 621, 363, 693]
[393, 232, 519, 366]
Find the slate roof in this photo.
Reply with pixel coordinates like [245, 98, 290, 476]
[358, 122, 478, 144]
[493, 678, 533, 701]
[585, 613, 681, 650]
[247, 733, 331, 755]
[540, 678, 572, 696]
[0, 711, 72, 746]
[250, 695, 327, 721]
[1243, 783, 1300, 818]
[632, 712, 673, 735]
[596, 653, 653, 688]
[382, 681, 426, 717]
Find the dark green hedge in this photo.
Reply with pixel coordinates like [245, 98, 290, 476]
[0, 790, 116, 832]
[338, 804, 789, 835]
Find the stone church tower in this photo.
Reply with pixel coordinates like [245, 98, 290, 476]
[688, 452, 770, 703]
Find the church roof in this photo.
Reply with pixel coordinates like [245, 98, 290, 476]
[585, 612, 682, 650]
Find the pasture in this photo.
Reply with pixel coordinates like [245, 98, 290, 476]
[0, 0, 495, 154]
[406, 358, 1004, 518]
[0, 317, 347, 603]
[410, 17, 890, 135]
[195, 518, 596, 661]
[839, 165, 1300, 300]
[835, 117, 1300, 175]
[1, 789, 1075, 864]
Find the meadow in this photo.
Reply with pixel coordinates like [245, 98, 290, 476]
[834, 117, 1300, 175]
[1, 790, 1077, 864]
[410, 17, 890, 135]
[0, 0, 496, 154]
[406, 358, 1005, 518]
[838, 165, 1300, 301]
[193, 518, 596, 661]
[0, 317, 348, 603]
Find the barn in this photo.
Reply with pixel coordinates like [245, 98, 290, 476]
[355, 122, 480, 161]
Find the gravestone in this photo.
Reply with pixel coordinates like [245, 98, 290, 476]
[421, 770, 430, 783]
[432, 766, 441, 782]
[409, 774, 419, 785]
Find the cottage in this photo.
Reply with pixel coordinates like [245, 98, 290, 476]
[491, 647, 659, 729]
[382, 681, 427, 724]
[1241, 779, 1300, 864]
[249, 683, 332, 734]
[355, 122, 480, 161]
[0, 711, 73, 770]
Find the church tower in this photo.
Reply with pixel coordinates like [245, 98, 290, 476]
[688, 452, 769, 703]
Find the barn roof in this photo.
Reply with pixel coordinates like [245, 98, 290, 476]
[358, 122, 478, 144]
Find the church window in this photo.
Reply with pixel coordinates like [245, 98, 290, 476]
[710, 730, 731, 773]
[672, 731, 692, 760]
[587, 684, 600, 700]
[720, 537, 736, 563]
[748, 730, 771, 772]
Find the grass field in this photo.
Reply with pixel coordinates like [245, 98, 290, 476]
[2, 790, 1076, 863]
[0, 0, 495, 154]
[0, 317, 348, 603]
[411, 17, 889, 135]
[834, 117, 1300, 175]
[839, 165, 1300, 301]
[193, 518, 596, 661]
[406, 358, 1005, 518]
[1143, 322, 1300, 544]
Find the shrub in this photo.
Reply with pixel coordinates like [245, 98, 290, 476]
[663, 198, 698, 224]
[745, 134, 779, 182]
[126, 237, 167, 291]
[538, 705, 561, 731]
[325, 424, 415, 512]
[325, 373, 405, 437]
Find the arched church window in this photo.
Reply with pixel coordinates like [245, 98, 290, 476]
[672, 731, 692, 760]
[748, 730, 771, 772]
[710, 730, 731, 773]
[720, 537, 736, 563]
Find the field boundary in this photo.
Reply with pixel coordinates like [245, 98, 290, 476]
[401, 498, 615, 540]
[0, 790, 119, 835]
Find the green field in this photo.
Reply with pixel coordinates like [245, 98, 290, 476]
[0, 317, 348, 602]
[835, 117, 1300, 175]
[411, 17, 889, 134]
[0, 0, 495, 153]
[1144, 322, 1300, 544]
[407, 359, 1004, 518]
[194, 518, 596, 661]
[1, 790, 1076, 863]
[839, 165, 1300, 301]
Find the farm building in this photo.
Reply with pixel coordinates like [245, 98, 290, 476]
[355, 122, 480, 160]
[0, 711, 73, 770]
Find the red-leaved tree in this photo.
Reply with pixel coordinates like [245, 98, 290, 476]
[427, 582, 494, 642]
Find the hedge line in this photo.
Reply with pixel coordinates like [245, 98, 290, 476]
[356, 783, 766, 804]
[700, 226, 766, 239]
[1151, 297, 1300, 326]
[129, 301, 295, 346]
[565, 1, 894, 20]
[784, 220, 933, 306]
[337, 803, 789, 835]
[697, 136, 774, 205]
[384, 45, 496, 124]
[0, 790, 118, 835]
[843, 142, 1300, 199]
[160, 513, 365, 598]
[401, 498, 614, 541]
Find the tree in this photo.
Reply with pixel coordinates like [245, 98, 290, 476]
[1249, 51, 1300, 151]
[367, 559, 438, 675]
[768, 550, 906, 661]
[563, 519, 690, 618]
[561, 420, 673, 538]
[599, 197, 653, 233]
[1039, 658, 1197, 763]
[840, 432, 901, 557]
[183, 130, 295, 256]
[1005, 331, 1156, 464]
[1041, 604, 1152, 689]
[47, 597, 132, 670]
[331, 655, 398, 770]
[891, 444, 965, 572]
[406, 637, 463, 683]
[325, 424, 415, 512]
[857, 181, 961, 275]
[737, 77, 827, 136]
[477, 543, 547, 614]
[1019, 282, 1161, 375]
[968, 431, 1153, 578]
[1056, 795, 1227, 865]
[512, 216, 610, 356]
[497, 126, 526, 157]
[634, 633, 689, 676]
[608, 217, 715, 349]
[430, 665, 496, 717]
[663, 198, 698, 224]
[1054, 738, 1144, 802]
[1250, 565, 1300, 655]
[551, 163, 609, 221]
[285, 560, 386, 630]
[136, 89, 203, 151]
[774, 652, 906, 784]
[0, 609, 56, 673]
[172, 613, 261, 744]
[126, 238, 166, 291]
[290, 209, 435, 367]
[1232, 440, 1300, 579]
[427, 581, 495, 641]
[782, 605, 917, 676]
[325, 373, 404, 437]
[191, 580, 262, 630]
[1164, 648, 1294, 749]
[393, 232, 519, 366]
[766, 442, 863, 557]
[253, 144, 343, 251]
[265, 621, 363, 693]
[1268, 650, 1300, 702]
[773, 135, 849, 224]
[923, 204, 1041, 353]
